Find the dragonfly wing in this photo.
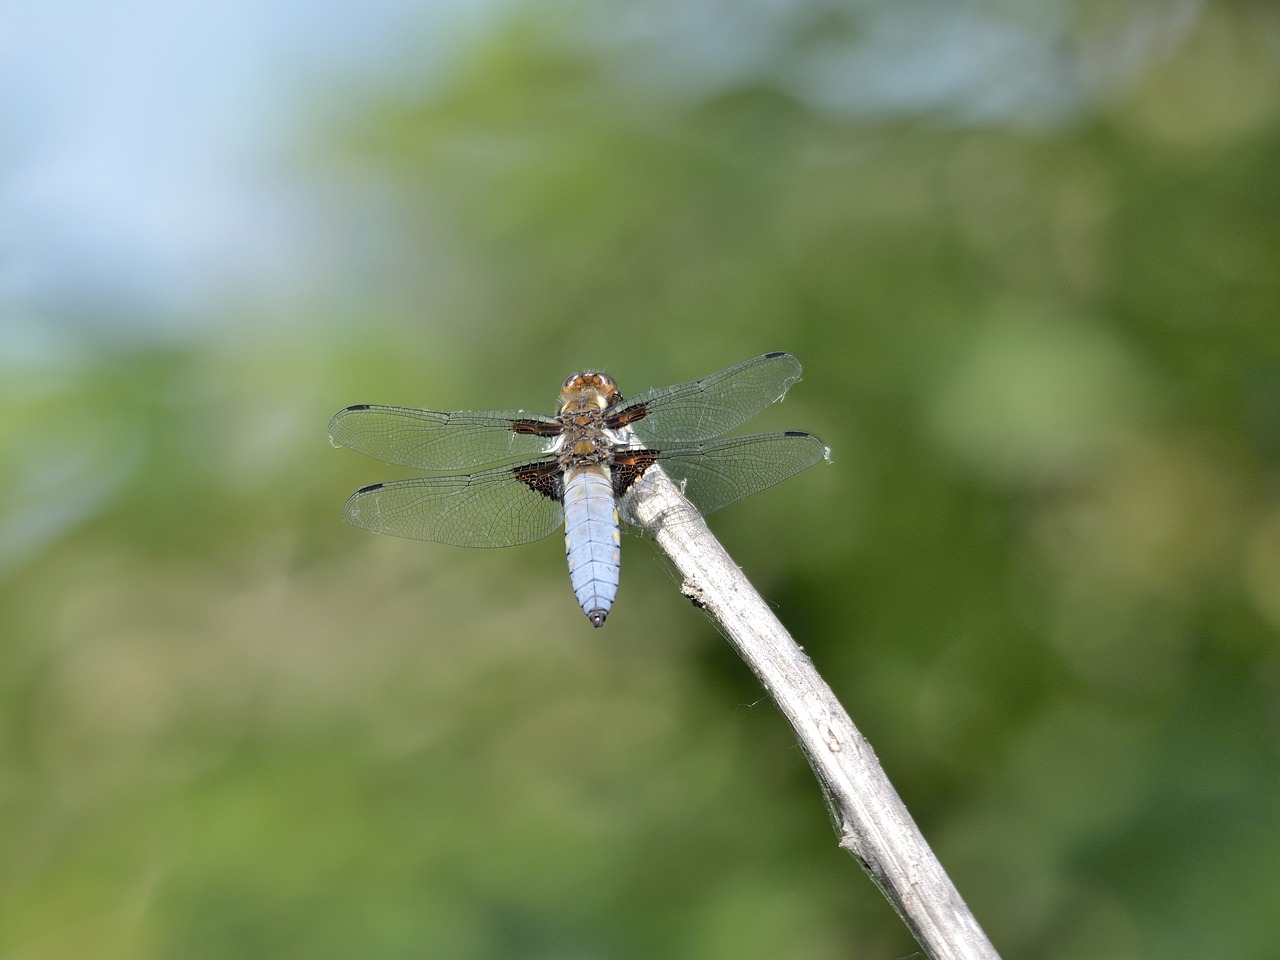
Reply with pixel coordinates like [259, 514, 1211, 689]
[329, 405, 559, 470]
[609, 352, 803, 443]
[342, 460, 565, 547]
[636, 432, 828, 517]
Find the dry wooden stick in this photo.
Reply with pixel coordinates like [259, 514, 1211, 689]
[625, 466, 1001, 960]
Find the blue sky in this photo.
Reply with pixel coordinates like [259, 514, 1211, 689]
[0, 0, 504, 359]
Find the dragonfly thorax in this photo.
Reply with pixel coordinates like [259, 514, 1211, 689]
[554, 413, 616, 469]
[554, 374, 627, 471]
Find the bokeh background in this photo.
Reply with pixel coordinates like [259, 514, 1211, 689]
[3, 1, 1279, 957]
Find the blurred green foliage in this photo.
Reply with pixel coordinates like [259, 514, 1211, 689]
[3, 2, 1279, 958]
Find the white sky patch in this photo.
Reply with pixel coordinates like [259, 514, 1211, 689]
[0, 0, 504, 357]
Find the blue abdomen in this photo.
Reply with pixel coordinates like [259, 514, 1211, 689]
[563, 468, 620, 627]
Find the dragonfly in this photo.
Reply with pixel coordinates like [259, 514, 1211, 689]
[328, 352, 828, 627]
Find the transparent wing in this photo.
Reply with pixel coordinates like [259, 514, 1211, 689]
[611, 352, 804, 444]
[328, 405, 558, 471]
[341, 462, 565, 548]
[641, 431, 828, 517]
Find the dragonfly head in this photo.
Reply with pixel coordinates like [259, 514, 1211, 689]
[559, 371, 621, 413]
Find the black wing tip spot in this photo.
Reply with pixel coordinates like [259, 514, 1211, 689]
[587, 609, 608, 628]
[347, 403, 373, 411]
[764, 351, 788, 359]
[356, 482, 386, 494]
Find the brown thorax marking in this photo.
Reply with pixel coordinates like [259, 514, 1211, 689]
[554, 371, 623, 469]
